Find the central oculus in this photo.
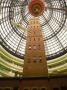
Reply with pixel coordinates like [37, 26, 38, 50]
[28, 0, 45, 17]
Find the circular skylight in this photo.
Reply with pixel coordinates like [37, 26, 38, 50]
[0, 0, 67, 60]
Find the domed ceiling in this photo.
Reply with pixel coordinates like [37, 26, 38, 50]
[0, 0, 67, 60]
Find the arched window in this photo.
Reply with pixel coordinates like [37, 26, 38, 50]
[32, 88, 37, 90]
[41, 87, 46, 90]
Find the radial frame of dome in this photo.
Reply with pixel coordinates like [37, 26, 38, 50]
[0, 0, 67, 60]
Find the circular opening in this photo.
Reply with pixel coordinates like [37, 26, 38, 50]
[28, 0, 45, 17]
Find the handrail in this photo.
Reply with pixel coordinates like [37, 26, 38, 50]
[0, 57, 23, 73]
[0, 46, 67, 76]
[47, 54, 67, 68]
[1, 47, 67, 68]
[0, 47, 24, 65]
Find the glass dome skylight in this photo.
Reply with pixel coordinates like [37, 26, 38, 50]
[0, 0, 67, 60]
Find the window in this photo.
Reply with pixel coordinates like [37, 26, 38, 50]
[34, 38, 35, 41]
[37, 26, 39, 28]
[38, 45, 41, 49]
[13, 87, 19, 90]
[33, 45, 37, 50]
[24, 88, 29, 90]
[28, 45, 31, 50]
[41, 88, 46, 90]
[34, 26, 35, 28]
[33, 57, 37, 63]
[53, 87, 59, 90]
[61, 86, 67, 90]
[39, 57, 42, 63]
[0, 88, 3, 90]
[32, 88, 37, 90]
[4, 88, 11, 90]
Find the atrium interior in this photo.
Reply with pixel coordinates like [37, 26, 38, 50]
[0, 0, 67, 90]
